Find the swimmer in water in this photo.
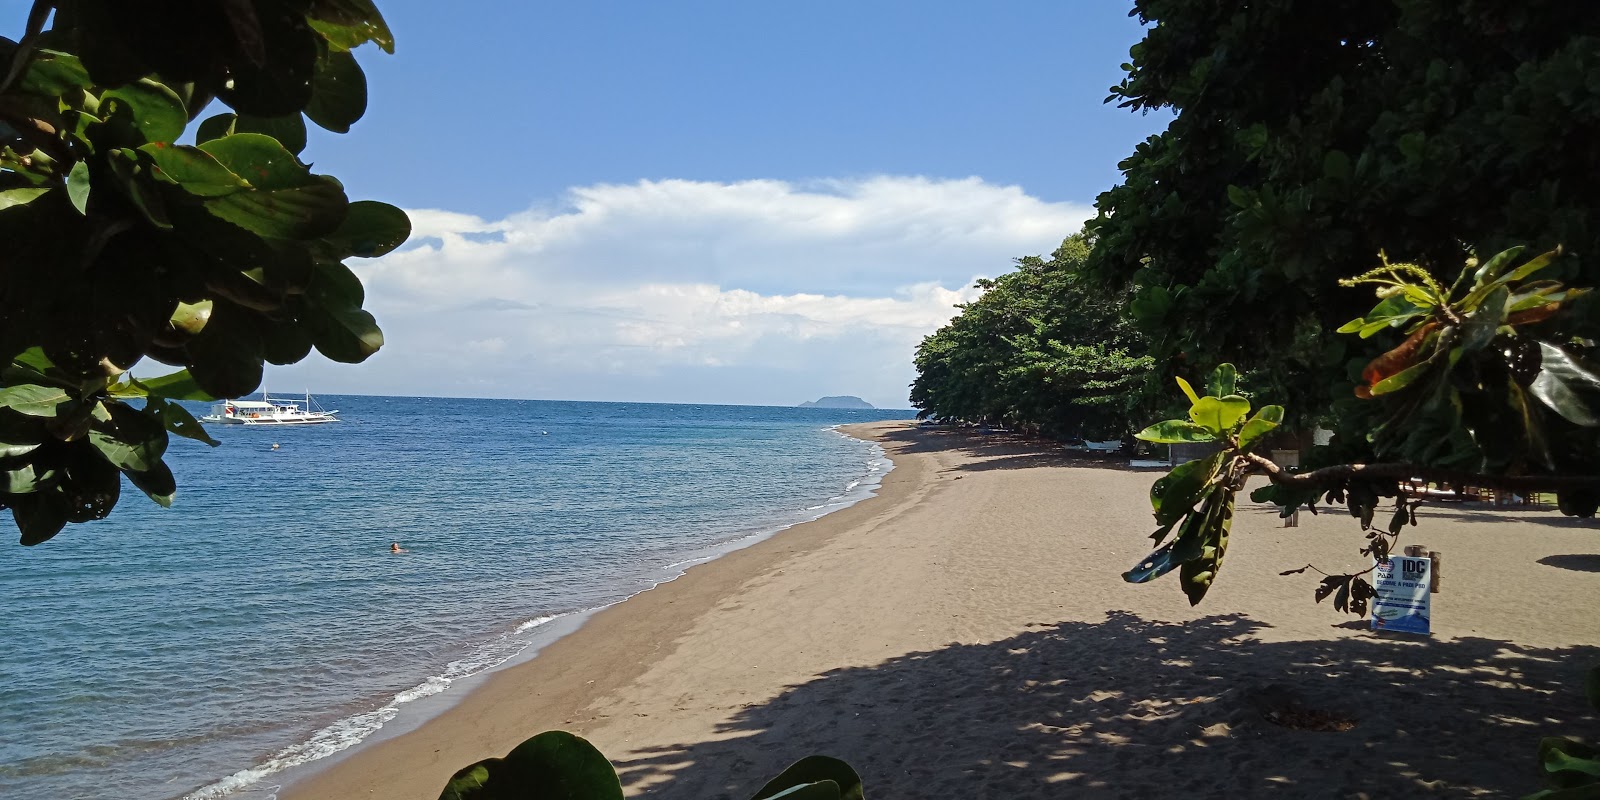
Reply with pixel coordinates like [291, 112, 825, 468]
[390, 542, 407, 554]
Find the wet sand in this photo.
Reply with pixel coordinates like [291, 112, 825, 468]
[283, 421, 1600, 799]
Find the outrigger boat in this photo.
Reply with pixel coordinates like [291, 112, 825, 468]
[201, 391, 339, 426]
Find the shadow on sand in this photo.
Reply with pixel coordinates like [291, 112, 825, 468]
[615, 612, 1600, 799]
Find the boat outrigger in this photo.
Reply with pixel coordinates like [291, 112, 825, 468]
[201, 391, 339, 426]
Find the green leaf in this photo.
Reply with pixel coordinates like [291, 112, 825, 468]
[1226, 184, 1251, 208]
[66, 161, 91, 214]
[1135, 419, 1217, 444]
[203, 178, 349, 240]
[0, 439, 40, 458]
[308, 0, 397, 54]
[306, 305, 384, 363]
[1472, 246, 1525, 287]
[0, 186, 51, 211]
[235, 114, 309, 156]
[1503, 248, 1563, 284]
[197, 113, 235, 143]
[137, 370, 215, 402]
[306, 49, 368, 133]
[2, 462, 54, 493]
[1457, 286, 1509, 354]
[0, 384, 71, 417]
[1237, 405, 1284, 450]
[137, 144, 248, 197]
[152, 398, 220, 447]
[1189, 395, 1249, 433]
[87, 402, 168, 473]
[18, 49, 90, 95]
[100, 79, 188, 143]
[438, 730, 622, 800]
[1530, 343, 1600, 427]
[1175, 376, 1201, 405]
[199, 134, 316, 190]
[319, 200, 411, 257]
[1368, 360, 1435, 397]
[124, 460, 176, 508]
[1206, 363, 1237, 398]
[751, 756, 863, 800]
[1149, 452, 1222, 525]
[11, 493, 68, 545]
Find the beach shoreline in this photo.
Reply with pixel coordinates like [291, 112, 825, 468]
[280, 421, 1600, 799]
[273, 421, 927, 799]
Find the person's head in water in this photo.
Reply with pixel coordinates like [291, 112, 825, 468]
[390, 542, 403, 553]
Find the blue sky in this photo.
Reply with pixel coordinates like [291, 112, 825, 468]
[8, 2, 1169, 408]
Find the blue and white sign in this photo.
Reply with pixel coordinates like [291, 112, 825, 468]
[1371, 555, 1431, 635]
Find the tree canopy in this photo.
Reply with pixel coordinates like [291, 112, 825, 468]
[0, 1, 408, 545]
[1087, 0, 1600, 426]
[1092, 0, 1600, 608]
[910, 234, 1155, 441]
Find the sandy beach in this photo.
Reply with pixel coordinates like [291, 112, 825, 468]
[282, 421, 1600, 799]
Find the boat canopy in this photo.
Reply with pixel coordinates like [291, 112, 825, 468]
[225, 400, 278, 409]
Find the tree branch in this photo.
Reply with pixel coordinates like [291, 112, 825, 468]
[1240, 452, 1600, 493]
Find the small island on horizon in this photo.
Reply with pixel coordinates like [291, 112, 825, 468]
[798, 396, 875, 409]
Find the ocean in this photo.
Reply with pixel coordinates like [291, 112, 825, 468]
[0, 396, 914, 799]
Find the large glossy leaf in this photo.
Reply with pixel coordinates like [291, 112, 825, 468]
[1134, 419, 1216, 444]
[100, 79, 188, 143]
[1472, 246, 1525, 286]
[66, 161, 91, 214]
[1175, 376, 1201, 405]
[1236, 405, 1284, 450]
[236, 114, 310, 156]
[138, 143, 249, 197]
[2, 462, 54, 493]
[1206, 363, 1237, 398]
[0, 186, 51, 211]
[1530, 343, 1600, 427]
[19, 49, 90, 95]
[87, 402, 168, 472]
[1189, 395, 1250, 433]
[1457, 286, 1508, 354]
[751, 756, 863, 800]
[438, 731, 622, 800]
[320, 200, 410, 257]
[0, 384, 71, 417]
[152, 398, 220, 446]
[1149, 452, 1221, 525]
[1179, 490, 1235, 606]
[1368, 359, 1435, 397]
[203, 179, 349, 240]
[124, 459, 177, 507]
[305, 49, 367, 133]
[10, 492, 68, 545]
[198, 134, 316, 190]
[308, 0, 397, 53]
[306, 305, 383, 363]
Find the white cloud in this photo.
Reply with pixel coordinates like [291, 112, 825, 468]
[278, 176, 1091, 408]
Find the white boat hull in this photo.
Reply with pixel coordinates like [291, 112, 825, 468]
[210, 415, 338, 425]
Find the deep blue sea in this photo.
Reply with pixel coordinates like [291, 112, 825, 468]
[0, 396, 913, 799]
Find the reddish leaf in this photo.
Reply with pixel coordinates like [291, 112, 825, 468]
[1359, 321, 1439, 395]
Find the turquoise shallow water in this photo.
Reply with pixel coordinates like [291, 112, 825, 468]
[0, 396, 913, 799]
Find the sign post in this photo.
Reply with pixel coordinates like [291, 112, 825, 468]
[1371, 555, 1432, 635]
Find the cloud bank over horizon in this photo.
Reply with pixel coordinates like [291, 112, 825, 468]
[273, 176, 1094, 408]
